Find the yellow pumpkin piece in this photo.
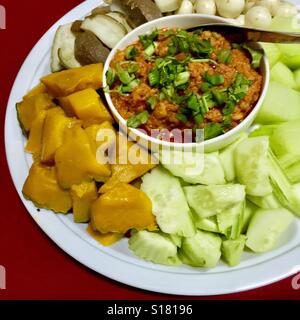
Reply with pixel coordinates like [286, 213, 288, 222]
[71, 181, 98, 223]
[16, 93, 55, 133]
[22, 163, 72, 213]
[40, 108, 74, 164]
[99, 134, 157, 193]
[24, 83, 48, 99]
[59, 88, 113, 126]
[25, 110, 47, 156]
[85, 121, 116, 154]
[91, 183, 157, 234]
[86, 224, 123, 247]
[41, 63, 103, 97]
[55, 124, 111, 189]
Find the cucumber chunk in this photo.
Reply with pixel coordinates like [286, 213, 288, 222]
[195, 216, 219, 233]
[294, 69, 300, 91]
[217, 201, 244, 239]
[278, 44, 300, 70]
[129, 230, 181, 265]
[222, 235, 247, 267]
[141, 167, 195, 237]
[160, 150, 225, 185]
[249, 125, 278, 138]
[260, 43, 281, 68]
[270, 120, 300, 157]
[167, 234, 182, 248]
[184, 184, 245, 219]
[270, 62, 296, 89]
[234, 137, 272, 196]
[255, 82, 300, 124]
[242, 201, 257, 234]
[246, 208, 294, 253]
[247, 193, 281, 209]
[179, 230, 222, 268]
[219, 133, 247, 182]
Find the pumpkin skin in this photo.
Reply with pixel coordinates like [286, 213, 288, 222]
[22, 163, 72, 213]
[91, 183, 157, 234]
[41, 63, 103, 97]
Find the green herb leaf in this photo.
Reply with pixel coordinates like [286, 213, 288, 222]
[116, 64, 134, 85]
[194, 113, 203, 125]
[176, 113, 188, 123]
[174, 71, 190, 87]
[212, 88, 227, 105]
[148, 69, 160, 86]
[121, 79, 140, 93]
[127, 111, 149, 128]
[139, 29, 158, 48]
[242, 44, 263, 69]
[204, 123, 224, 140]
[201, 82, 211, 92]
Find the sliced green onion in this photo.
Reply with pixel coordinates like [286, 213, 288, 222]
[204, 72, 225, 86]
[127, 111, 149, 128]
[187, 93, 200, 112]
[194, 113, 203, 125]
[212, 88, 227, 105]
[147, 96, 158, 110]
[148, 69, 160, 87]
[116, 64, 134, 85]
[174, 71, 190, 87]
[217, 49, 232, 64]
[125, 46, 139, 60]
[106, 68, 116, 87]
[145, 42, 157, 57]
[201, 82, 211, 92]
[121, 79, 140, 93]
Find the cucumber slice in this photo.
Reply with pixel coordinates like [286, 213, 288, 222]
[249, 125, 278, 138]
[234, 137, 272, 196]
[270, 120, 300, 157]
[247, 193, 281, 209]
[179, 230, 222, 268]
[260, 43, 281, 68]
[255, 82, 300, 124]
[294, 69, 300, 91]
[222, 235, 246, 267]
[285, 161, 300, 184]
[195, 216, 219, 233]
[184, 184, 245, 219]
[167, 234, 182, 248]
[160, 150, 225, 185]
[141, 167, 195, 237]
[270, 62, 296, 89]
[217, 201, 244, 239]
[219, 133, 247, 182]
[268, 150, 300, 216]
[278, 44, 300, 70]
[129, 230, 181, 265]
[246, 208, 294, 253]
[242, 200, 257, 234]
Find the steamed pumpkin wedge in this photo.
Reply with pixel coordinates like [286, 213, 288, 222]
[55, 124, 111, 189]
[71, 181, 98, 223]
[24, 83, 48, 99]
[16, 93, 55, 133]
[59, 88, 113, 126]
[40, 107, 75, 164]
[91, 183, 157, 234]
[86, 223, 123, 246]
[41, 63, 103, 97]
[22, 163, 72, 213]
[81, 14, 127, 49]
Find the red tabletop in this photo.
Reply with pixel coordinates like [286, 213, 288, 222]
[0, 0, 299, 300]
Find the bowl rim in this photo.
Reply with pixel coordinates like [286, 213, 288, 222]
[103, 13, 270, 149]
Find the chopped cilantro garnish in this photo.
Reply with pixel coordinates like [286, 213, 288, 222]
[204, 123, 224, 140]
[212, 88, 227, 105]
[176, 113, 188, 123]
[139, 29, 158, 48]
[242, 44, 263, 69]
[201, 82, 211, 92]
[106, 68, 116, 87]
[121, 79, 140, 93]
[115, 64, 134, 85]
[127, 111, 149, 128]
[174, 71, 190, 87]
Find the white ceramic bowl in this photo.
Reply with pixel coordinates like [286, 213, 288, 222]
[103, 14, 269, 152]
